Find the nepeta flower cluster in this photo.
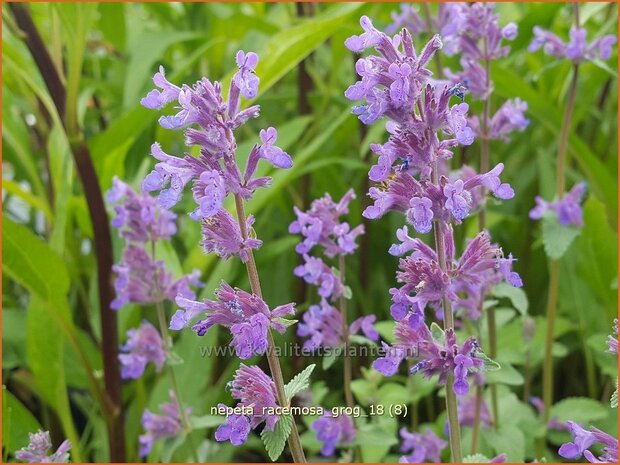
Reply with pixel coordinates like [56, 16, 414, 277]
[399, 427, 447, 463]
[119, 321, 166, 379]
[170, 281, 295, 359]
[215, 364, 279, 446]
[389, 227, 521, 320]
[290, 190, 377, 349]
[529, 182, 586, 227]
[346, 10, 521, 400]
[311, 413, 356, 456]
[15, 431, 71, 463]
[107, 178, 202, 310]
[140, 52, 291, 263]
[529, 27, 616, 62]
[139, 391, 189, 457]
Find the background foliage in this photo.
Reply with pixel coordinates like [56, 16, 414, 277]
[2, 2, 618, 463]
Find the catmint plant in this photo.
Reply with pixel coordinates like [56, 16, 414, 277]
[399, 427, 447, 463]
[15, 431, 71, 463]
[526, 3, 617, 436]
[345, 14, 522, 462]
[138, 51, 308, 462]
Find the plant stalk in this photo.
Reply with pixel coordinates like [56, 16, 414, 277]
[431, 162, 463, 463]
[233, 194, 307, 463]
[421, 3, 444, 78]
[339, 255, 355, 410]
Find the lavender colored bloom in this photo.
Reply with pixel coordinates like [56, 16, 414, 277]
[111, 245, 201, 310]
[214, 411, 251, 446]
[200, 209, 262, 262]
[107, 177, 177, 243]
[374, 322, 486, 396]
[399, 427, 447, 462]
[470, 98, 529, 141]
[350, 314, 380, 341]
[139, 390, 190, 457]
[529, 182, 586, 227]
[171, 281, 294, 359]
[311, 413, 356, 456]
[229, 364, 279, 430]
[529, 26, 616, 63]
[141, 52, 292, 220]
[456, 393, 491, 429]
[15, 431, 71, 463]
[559, 421, 599, 460]
[119, 321, 166, 379]
[294, 254, 344, 301]
[290, 189, 364, 257]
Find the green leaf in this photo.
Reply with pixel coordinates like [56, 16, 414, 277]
[430, 322, 445, 342]
[542, 214, 581, 260]
[492, 282, 529, 315]
[485, 361, 523, 386]
[550, 397, 608, 424]
[355, 420, 398, 462]
[272, 317, 298, 329]
[611, 380, 618, 409]
[483, 424, 525, 462]
[2, 388, 42, 456]
[261, 414, 293, 461]
[284, 364, 315, 401]
[189, 415, 223, 430]
[322, 349, 339, 370]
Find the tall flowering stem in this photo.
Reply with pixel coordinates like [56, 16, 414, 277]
[232, 193, 307, 463]
[339, 255, 355, 410]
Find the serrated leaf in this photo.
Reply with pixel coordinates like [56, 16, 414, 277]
[550, 397, 608, 424]
[483, 424, 525, 462]
[430, 322, 445, 343]
[492, 282, 529, 315]
[542, 214, 581, 260]
[611, 381, 618, 408]
[473, 349, 501, 372]
[284, 364, 315, 401]
[272, 317, 298, 329]
[261, 414, 293, 461]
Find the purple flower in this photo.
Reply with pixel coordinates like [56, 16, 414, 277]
[119, 321, 166, 379]
[344, 15, 383, 53]
[297, 299, 342, 349]
[607, 319, 618, 354]
[200, 209, 262, 262]
[140, 66, 181, 109]
[294, 254, 343, 301]
[290, 189, 364, 257]
[311, 413, 356, 456]
[399, 427, 447, 463]
[15, 431, 71, 463]
[111, 246, 201, 310]
[233, 51, 259, 99]
[470, 98, 529, 141]
[529, 182, 586, 227]
[502, 23, 518, 41]
[139, 390, 190, 457]
[444, 179, 472, 221]
[529, 26, 616, 63]
[226, 364, 280, 431]
[407, 197, 434, 234]
[559, 421, 599, 460]
[189, 169, 226, 220]
[258, 127, 292, 169]
[457, 393, 491, 428]
[171, 281, 294, 359]
[214, 411, 251, 446]
[350, 314, 379, 341]
[107, 177, 177, 243]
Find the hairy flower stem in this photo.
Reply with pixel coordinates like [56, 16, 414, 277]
[233, 194, 307, 463]
[151, 243, 199, 463]
[431, 161, 463, 463]
[542, 62, 580, 429]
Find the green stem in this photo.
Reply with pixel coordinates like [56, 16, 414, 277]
[233, 195, 307, 463]
[421, 3, 444, 79]
[339, 255, 355, 410]
[431, 163, 463, 463]
[470, 386, 484, 454]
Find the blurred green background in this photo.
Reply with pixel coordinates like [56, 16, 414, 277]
[2, 2, 618, 463]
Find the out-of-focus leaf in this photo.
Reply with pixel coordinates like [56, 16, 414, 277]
[542, 214, 581, 260]
[2, 388, 42, 456]
[550, 397, 608, 424]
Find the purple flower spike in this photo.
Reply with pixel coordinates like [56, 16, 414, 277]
[229, 364, 280, 430]
[529, 25, 616, 63]
[312, 413, 356, 456]
[233, 51, 260, 99]
[139, 391, 190, 457]
[529, 182, 586, 228]
[119, 321, 166, 379]
[200, 209, 262, 262]
[15, 431, 71, 463]
[297, 299, 343, 350]
[259, 127, 293, 169]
